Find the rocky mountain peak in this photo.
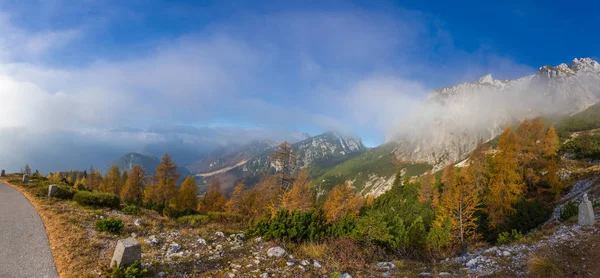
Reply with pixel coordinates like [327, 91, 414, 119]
[394, 57, 600, 170]
[570, 57, 600, 72]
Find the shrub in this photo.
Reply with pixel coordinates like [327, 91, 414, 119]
[497, 229, 523, 245]
[74, 191, 120, 208]
[527, 255, 561, 278]
[507, 199, 552, 233]
[111, 260, 148, 278]
[559, 202, 578, 222]
[326, 213, 357, 238]
[177, 215, 209, 227]
[96, 217, 124, 234]
[247, 209, 328, 242]
[121, 205, 141, 216]
[162, 206, 194, 218]
[53, 185, 77, 200]
[207, 212, 244, 223]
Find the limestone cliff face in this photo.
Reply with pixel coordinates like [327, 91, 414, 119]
[391, 58, 600, 170]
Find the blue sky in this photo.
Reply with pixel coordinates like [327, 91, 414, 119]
[0, 0, 599, 149]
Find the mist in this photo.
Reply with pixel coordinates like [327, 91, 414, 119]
[0, 4, 544, 173]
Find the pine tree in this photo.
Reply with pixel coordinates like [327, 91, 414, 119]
[200, 178, 226, 212]
[177, 176, 198, 211]
[121, 165, 146, 204]
[101, 165, 122, 195]
[155, 153, 180, 206]
[279, 169, 314, 212]
[486, 127, 524, 228]
[323, 183, 364, 223]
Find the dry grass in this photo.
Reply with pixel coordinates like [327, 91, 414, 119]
[527, 255, 562, 278]
[297, 242, 327, 260]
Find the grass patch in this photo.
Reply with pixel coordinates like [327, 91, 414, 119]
[528, 255, 562, 278]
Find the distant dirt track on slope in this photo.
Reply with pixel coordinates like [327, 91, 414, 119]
[196, 159, 248, 177]
[0, 181, 57, 278]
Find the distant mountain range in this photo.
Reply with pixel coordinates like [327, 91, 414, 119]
[101, 152, 193, 184]
[102, 58, 600, 197]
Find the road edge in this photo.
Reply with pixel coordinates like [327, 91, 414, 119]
[1, 180, 61, 277]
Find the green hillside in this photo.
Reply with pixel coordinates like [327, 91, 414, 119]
[313, 142, 431, 193]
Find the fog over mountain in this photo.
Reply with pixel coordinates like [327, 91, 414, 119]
[391, 58, 600, 169]
[0, 2, 594, 174]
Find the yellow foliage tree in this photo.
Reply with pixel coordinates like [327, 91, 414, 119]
[75, 176, 87, 190]
[323, 183, 364, 223]
[87, 166, 102, 191]
[225, 182, 247, 214]
[177, 176, 198, 211]
[418, 170, 439, 209]
[199, 178, 226, 213]
[155, 153, 180, 206]
[486, 127, 524, 228]
[463, 141, 490, 193]
[121, 165, 146, 204]
[278, 169, 314, 212]
[544, 124, 562, 199]
[101, 165, 122, 195]
[437, 170, 480, 248]
[143, 175, 159, 205]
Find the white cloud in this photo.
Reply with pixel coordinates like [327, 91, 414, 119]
[0, 7, 537, 172]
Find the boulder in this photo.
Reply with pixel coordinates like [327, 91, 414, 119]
[22, 174, 29, 183]
[134, 219, 142, 226]
[1, 169, 5, 177]
[579, 193, 595, 226]
[110, 237, 142, 267]
[48, 184, 58, 197]
[167, 243, 181, 255]
[267, 246, 286, 257]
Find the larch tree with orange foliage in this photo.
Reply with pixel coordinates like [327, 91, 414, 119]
[279, 169, 314, 212]
[436, 170, 481, 248]
[226, 182, 247, 214]
[486, 127, 524, 228]
[177, 176, 198, 211]
[441, 164, 456, 188]
[155, 153, 180, 206]
[543, 125, 562, 199]
[463, 141, 490, 193]
[418, 170, 439, 210]
[101, 165, 122, 195]
[516, 118, 546, 192]
[199, 178, 227, 213]
[323, 183, 364, 223]
[121, 165, 146, 204]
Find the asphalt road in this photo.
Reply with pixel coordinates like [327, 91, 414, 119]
[0, 181, 58, 278]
